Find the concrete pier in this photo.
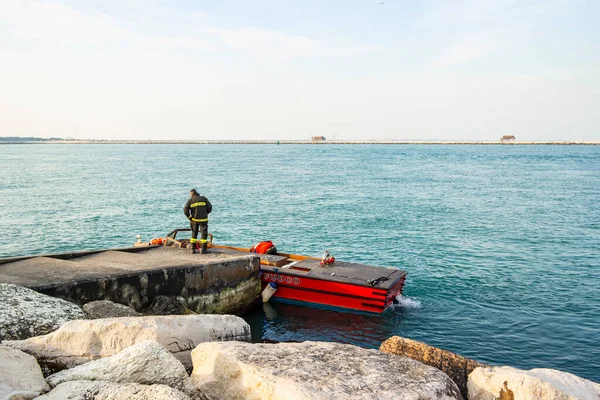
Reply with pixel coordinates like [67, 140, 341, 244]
[0, 246, 261, 315]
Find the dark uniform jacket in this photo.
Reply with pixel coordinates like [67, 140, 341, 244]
[184, 195, 212, 223]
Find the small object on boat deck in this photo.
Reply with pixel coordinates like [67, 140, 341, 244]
[281, 261, 298, 269]
[330, 272, 336, 276]
[320, 250, 335, 266]
[368, 276, 389, 286]
[250, 240, 277, 254]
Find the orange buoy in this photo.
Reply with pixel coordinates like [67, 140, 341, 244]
[150, 238, 165, 246]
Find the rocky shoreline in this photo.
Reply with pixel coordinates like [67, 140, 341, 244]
[1, 283, 598, 400]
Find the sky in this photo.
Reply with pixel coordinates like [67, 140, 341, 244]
[0, 0, 599, 141]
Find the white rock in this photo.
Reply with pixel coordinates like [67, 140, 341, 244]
[46, 341, 195, 396]
[191, 341, 462, 400]
[468, 366, 600, 400]
[4, 314, 250, 374]
[0, 283, 85, 340]
[35, 380, 193, 400]
[0, 344, 49, 400]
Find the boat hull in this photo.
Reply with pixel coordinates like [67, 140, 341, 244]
[197, 237, 408, 314]
[261, 271, 406, 314]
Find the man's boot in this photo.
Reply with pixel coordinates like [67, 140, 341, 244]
[201, 242, 208, 254]
[191, 242, 198, 254]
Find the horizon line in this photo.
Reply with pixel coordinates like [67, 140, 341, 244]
[1, 139, 600, 145]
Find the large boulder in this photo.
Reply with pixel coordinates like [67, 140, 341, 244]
[82, 300, 142, 319]
[46, 341, 195, 396]
[0, 344, 50, 400]
[380, 335, 486, 399]
[35, 381, 194, 400]
[468, 366, 600, 400]
[0, 283, 85, 341]
[191, 341, 462, 400]
[4, 314, 251, 375]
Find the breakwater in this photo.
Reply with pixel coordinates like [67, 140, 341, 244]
[0, 246, 261, 315]
[1, 284, 599, 399]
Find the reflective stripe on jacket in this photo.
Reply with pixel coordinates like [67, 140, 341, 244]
[184, 195, 212, 223]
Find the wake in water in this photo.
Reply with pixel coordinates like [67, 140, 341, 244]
[393, 295, 422, 310]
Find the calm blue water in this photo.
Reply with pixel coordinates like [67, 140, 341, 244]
[1, 144, 599, 381]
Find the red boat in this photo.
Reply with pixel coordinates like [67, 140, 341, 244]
[207, 240, 408, 314]
[160, 230, 408, 314]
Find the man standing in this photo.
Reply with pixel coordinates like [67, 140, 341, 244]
[184, 189, 212, 254]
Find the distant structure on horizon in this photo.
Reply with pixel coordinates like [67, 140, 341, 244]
[311, 135, 326, 142]
[501, 135, 516, 142]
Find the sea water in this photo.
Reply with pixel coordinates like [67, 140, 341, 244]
[0, 144, 598, 380]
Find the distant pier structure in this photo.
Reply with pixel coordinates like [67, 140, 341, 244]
[311, 135, 326, 142]
[501, 135, 516, 142]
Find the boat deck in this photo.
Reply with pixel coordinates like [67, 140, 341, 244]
[209, 247, 406, 290]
